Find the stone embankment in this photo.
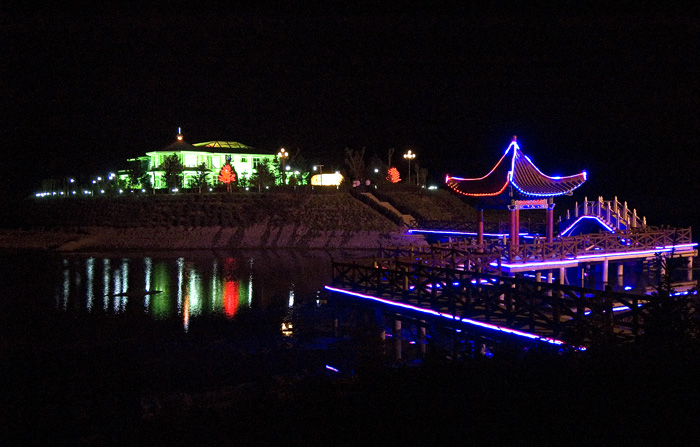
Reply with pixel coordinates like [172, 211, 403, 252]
[0, 224, 423, 252]
[0, 192, 430, 251]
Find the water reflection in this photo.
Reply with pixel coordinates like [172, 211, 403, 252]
[51, 252, 332, 332]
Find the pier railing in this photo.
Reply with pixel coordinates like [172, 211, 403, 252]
[330, 260, 649, 344]
[508, 227, 692, 263]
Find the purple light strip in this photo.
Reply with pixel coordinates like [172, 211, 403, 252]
[325, 365, 340, 373]
[408, 229, 528, 237]
[324, 285, 581, 349]
[560, 215, 615, 236]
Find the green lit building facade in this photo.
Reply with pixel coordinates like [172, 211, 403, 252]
[122, 133, 277, 190]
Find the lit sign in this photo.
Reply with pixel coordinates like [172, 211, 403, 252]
[311, 173, 343, 186]
[514, 199, 548, 210]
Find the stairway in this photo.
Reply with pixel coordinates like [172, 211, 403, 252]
[360, 192, 418, 227]
[560, 196, 646, 234]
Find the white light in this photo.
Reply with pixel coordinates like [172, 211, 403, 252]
[285, 166, 291, 171]
[374, 168, 379, 173]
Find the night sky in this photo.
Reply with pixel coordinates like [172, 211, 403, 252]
[4, 6, 700, 227]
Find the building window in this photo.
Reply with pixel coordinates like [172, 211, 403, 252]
[241, 157, 247, 163]
[253, 157, 261, 167]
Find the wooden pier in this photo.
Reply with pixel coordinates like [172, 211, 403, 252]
[329, 225, 696, 348]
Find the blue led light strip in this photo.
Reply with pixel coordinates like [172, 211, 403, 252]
[560, 215, 615, 236]
[324, 285, 584, 349]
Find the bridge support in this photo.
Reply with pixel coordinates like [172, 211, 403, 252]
[394, 318, 402, 360]
[602, 259, 609, 285]
[559, 267, 566, 285]
[688, 256, 694, 282]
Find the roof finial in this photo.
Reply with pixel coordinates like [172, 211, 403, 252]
[512, 135, 517, 142]
[177, 127, 183, 141]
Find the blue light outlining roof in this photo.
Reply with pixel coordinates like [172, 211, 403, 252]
[325, 285, 584, 349]
[446, 136, 587, 198]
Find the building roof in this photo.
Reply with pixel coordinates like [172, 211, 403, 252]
[445, 136, 587, 197]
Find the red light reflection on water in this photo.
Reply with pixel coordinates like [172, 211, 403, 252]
[223, 258, 240, 318]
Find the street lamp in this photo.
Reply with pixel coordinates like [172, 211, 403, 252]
[277, 148, 289, 184]
[403, 150, 416, 184]
[313, 164, 324, 185]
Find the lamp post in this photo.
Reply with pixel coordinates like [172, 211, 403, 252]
[277, 148, 289, 185]
[403, 150, 416, 184]
[313, 164, 324, 185]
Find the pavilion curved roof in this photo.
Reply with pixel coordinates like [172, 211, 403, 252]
[445, 137, 587, 197]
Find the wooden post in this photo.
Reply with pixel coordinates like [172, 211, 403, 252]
[394, 318, 402, 360]
[602, 258, 609, 286]
[559, 267, 566, 285]
[477, 208, 484, 246]
[547, 200, 554, 244]
[514, 208, 520, 247]
[688, 256, 694, 282]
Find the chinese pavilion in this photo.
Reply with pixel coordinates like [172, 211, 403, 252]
[445, 136, 587, 246]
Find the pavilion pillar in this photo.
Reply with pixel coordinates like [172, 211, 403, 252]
[477, 209, 484, 246]
[559, 267, 566, 285]
[547, 199, 555, 244]
[508, 205, 519, 247]
[508, 205, 517, 260]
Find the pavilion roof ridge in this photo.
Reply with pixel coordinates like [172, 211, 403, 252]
[445, 136, 587, 198]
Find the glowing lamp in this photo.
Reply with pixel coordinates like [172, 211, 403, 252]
[311, 173, 343, 186]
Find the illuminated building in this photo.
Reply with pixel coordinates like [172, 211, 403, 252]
[122, 129, 277, 190]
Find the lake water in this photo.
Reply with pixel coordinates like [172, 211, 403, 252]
[0, 249, 379, 340]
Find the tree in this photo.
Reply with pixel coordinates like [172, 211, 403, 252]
[128, 160, 150, 191]
[249, 160, 277, 192]
[161, 154, 184, 191]
[344, 147, 366, 182]
[238, 173, 250, 188]
[387, 167, 401, 183]
[217, 159, 236, 193]
[191, 162, 210, 193]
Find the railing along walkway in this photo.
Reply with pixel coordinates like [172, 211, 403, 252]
[330, 260, 648, 344]
[508, 227, 692, 264]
